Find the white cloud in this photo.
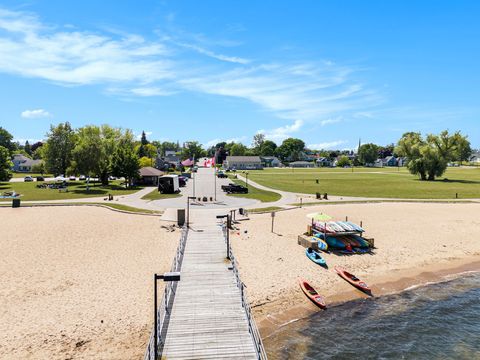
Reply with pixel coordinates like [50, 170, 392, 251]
[258, 120, 303, 143]
[21, 108, 51, 118]
[307, 140, 347, 150]
[135, 131, 153, 140]
[320, 118, 341, 126]
[174, 41, 250, 64]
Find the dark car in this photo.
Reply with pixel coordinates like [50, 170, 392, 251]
[217, 171, 228, 178]
[36, 176, 45, 181]
[178, 176, 187, 187]
[222, 183, 248, 194]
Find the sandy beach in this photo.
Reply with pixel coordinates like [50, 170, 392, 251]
[230, 203, 480, 333]
[0, 206, 178, 360]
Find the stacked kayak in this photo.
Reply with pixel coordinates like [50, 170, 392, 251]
[313, 221, 364, 234]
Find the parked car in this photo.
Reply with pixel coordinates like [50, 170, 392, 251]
[178, 176, 187, 187]
[69, 175, 76, 180]
[24, 176, 34, 182]
[221, 183, 248, 194]
[217, 171, 228, 178]
[108, 176, 117, 180]
[36, 176, 44, 181]
[79, 175, 86, 180]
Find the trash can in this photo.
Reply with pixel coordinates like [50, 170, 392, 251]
[12, 198, 21, 208]
[177, 209, 185, 226]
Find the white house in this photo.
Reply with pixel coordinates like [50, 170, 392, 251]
[260, 156, 282, 167]
[223, 156, 263, 170]
[469, 153, 480, 163]
[11, 154, 43, 172]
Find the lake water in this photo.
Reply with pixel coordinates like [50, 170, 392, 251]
[264, 272, 480, 359]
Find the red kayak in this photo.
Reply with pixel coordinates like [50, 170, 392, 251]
[334, 266, 371, 292]
[299, 279, 327, 309]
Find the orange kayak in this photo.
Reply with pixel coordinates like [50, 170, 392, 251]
[299, 279, 327, 309]
[334, 266, 371, 292]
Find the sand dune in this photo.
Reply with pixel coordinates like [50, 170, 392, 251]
[0, 207, 178, 359]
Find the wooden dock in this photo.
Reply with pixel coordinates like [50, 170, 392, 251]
[161, 218, 260, 359]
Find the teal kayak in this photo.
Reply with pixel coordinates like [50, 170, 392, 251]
[306, 247, 327, 267]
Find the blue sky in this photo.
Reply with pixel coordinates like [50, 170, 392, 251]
[0, 0, 479, 149]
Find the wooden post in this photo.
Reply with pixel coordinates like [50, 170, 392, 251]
[271, 211, 275, 233]
[300, 198, 303, 208]
[345, 216, 348, 222]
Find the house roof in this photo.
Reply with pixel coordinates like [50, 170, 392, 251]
[290, 161, 313, 164]
[139, 167, 164, 177]
[225, 156, 262, 163]
[12, 154, 30, 162]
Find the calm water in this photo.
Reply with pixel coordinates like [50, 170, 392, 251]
[264, 273, 480, 359]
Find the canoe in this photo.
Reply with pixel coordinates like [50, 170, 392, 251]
[299, 279, 327, 309]
[306, 248, 327, 266]
[334, 266, 371, 292]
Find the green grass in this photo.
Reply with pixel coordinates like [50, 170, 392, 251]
[141, 188, 182, 200]
[0, 180, 143, 201]
[245, 167, 480, 199]
[11, 172, 53, 178]
[248, 206, 283, 213]
[226, 177, 281, 203]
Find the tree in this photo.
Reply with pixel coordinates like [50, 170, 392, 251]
[0, 127, 16, 155]
[258, 140, 277, 156]
[358, 143, 379, 165]
[0, 146, 13, 181]
[230, 143, 247, 156]
[71, 126, 104, 184]
[43, 122, 76, 176]
[252, 133, 265, 149]
[31, 162, 45, 174]
[139, 156, 153, 167]
[24, 140, 32, 156]
[111, 131, 140, 188]
[336, 155, 352, 167]
[276, 138, 305, 161]
[181, 141, 206, 160]
[395, 130, 470, 181]
[378, 144, 394, 158]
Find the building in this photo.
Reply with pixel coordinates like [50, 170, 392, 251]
[260, 156, 282, 167]
[315, 157, 331, 167]
[290, 161, 314, 168]
[223, 156, 263, 170]
[383, 156, 398, 167]
[11, 154, 43, 172]
[469, 152, 480, 163]
[138, 167, 165, 186]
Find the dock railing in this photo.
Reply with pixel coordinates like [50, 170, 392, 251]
[144, 226, 188, 360]
[222, 224, 268, 360]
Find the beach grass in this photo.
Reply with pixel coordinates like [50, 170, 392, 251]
[227, 177, 281, 203]
[0, 180, 143, 201]
[141, 188, 182, 200]
[248, 206, 284, 213]
[246, 167, 480, 199]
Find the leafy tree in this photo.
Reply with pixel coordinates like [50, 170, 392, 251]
[0, 146, 13, 181]
[258, 140, 277, 156]
[112, 131, 140, 188]
[396, 130, 470, 181]
[358, 143, 379, 165]
[276, 138, 305, 161]
[336, 155, 352, 167]
[252, 133, 265, 149]
[24, 140, 32, 156]
[71, 126, 104, 183]
[43, 122, 76, 176]
[230, 143, 247, 156]
[378, 144, 394, 158]
[31, 141, 43, 153]
[0, 127, 16, 155]
[144, 143, 157, 159]
[31, 162, 45, 174]
[181, 141, 206, 160]
[139, 156, 153, 167]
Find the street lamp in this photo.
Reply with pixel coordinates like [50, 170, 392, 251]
[216, 214, 230, 259]
[154, 272, 181, 360]
[214, 167, 217, 201]
[186, 196, 196, 227]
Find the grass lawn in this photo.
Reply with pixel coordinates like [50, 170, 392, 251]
[141, 188, 182, 201]
[227, 177, 281, 203]
[246, 167, 480, 199]
[11, 172, 53, 178]
[0, 180, 143, 201]
[248, 206, 284, 213]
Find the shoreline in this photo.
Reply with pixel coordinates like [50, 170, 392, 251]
[256, 256, 480, 339]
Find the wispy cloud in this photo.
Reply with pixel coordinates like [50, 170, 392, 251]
[0, 7, 381, 133]
[21, 108, 51, 118]
[257, 120, 303, 142]
[307, 140, 347, 150]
